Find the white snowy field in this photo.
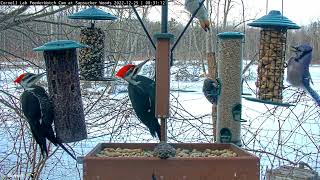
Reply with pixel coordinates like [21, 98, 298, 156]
[0, 62, 319, 179]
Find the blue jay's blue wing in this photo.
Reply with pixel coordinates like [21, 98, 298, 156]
[287, 43, 320, 106]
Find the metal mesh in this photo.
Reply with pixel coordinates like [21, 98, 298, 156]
[79, 27, 105, 80]
[256, 28, 287, 102]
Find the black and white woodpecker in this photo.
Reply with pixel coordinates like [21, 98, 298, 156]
[116, 60, 161, 140]
[14, 72, 76, 160]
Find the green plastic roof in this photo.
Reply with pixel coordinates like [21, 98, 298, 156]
[68, 6, 117, 20]
[217, 32, 244, 39]
[248, 10, 300, 29]
[33, 40, 89, 51]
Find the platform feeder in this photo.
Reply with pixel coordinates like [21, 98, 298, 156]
[216, 32, 245, 146]
[68, 6, 117, 81]
[248, 10, 300, 104]
[33, 40, 88, 143]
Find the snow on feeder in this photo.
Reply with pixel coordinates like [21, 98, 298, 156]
[217, 32, 244, 146]
[33, 40, 88, 143]
[68, 6, 117, 81]
[248, 10, 300, 105]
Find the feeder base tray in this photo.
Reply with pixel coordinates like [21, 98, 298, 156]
[83, 143, 260, 180]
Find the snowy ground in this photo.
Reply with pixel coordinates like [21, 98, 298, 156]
[0, 62, 319, 179]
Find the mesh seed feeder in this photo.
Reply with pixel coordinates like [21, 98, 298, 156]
[247, 10, 300, 106]
[68, 6, 117, 81]
[216, 32, 245, 146]
[33, 40, 88, 143]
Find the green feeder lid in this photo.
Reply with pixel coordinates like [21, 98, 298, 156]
[248, 10, 300, 29]
[33, 40, 89, 51]
[68, 6, 117, 20]
[217, 32, 244, 39]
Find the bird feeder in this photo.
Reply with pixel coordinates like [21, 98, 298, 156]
[216, 32, 244, 146]
[68, 6, 117, 81]
[33, 40, 88, 143]
[248, 10, 300, 105]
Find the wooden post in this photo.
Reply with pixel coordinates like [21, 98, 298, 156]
[34, 40, 87, 143]
[154, 33, 174, 142]
[207, 51, 217, 140]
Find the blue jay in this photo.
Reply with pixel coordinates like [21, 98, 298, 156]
[185, 0, 210, 32]
[203, 78, 220, 105]
[287, 44, 320, 106]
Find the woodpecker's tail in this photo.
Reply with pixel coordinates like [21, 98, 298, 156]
[57, 142, 77, 160]
[304, 83, 320, 107]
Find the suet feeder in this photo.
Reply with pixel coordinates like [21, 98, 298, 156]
[33, 40, 88, 143]
[217, 32, 245, 146]
[247, 10, 300, 106]
[68, 6, 117, 81]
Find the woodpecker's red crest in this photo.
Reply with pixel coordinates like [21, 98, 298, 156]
[14, 73, 27, 84]
[116, 64, 135, 78]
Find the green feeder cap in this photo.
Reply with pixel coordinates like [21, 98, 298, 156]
[33, 40, 89, 51]
[217, 32, 244, 39]
[153, 33, 175, 40]
[68, 6, 117, 20]
[248, 10, 300, 29]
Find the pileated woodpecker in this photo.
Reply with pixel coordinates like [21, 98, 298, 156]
[116, 60, 161, 140]
[14, 73, 76, 160]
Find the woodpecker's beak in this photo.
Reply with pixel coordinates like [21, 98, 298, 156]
[132, 59, 150, 77]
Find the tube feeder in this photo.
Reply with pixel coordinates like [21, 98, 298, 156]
[216, 32, 244, 146]
[68, 6, 117, 81]
[247, 10, 300, 106]
[33, 40, 88, 143]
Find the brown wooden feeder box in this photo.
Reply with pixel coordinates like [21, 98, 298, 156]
[247, 10, 300, 106]
[33, 40, 88, 143]
[83, 143, 260, 180]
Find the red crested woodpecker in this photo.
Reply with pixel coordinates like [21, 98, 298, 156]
[116, 60, 161, 140]
[14, 72, 76, 160]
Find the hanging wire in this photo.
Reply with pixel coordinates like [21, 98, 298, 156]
[266, 0, 268, 14]
[281, 0, 284, 18]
